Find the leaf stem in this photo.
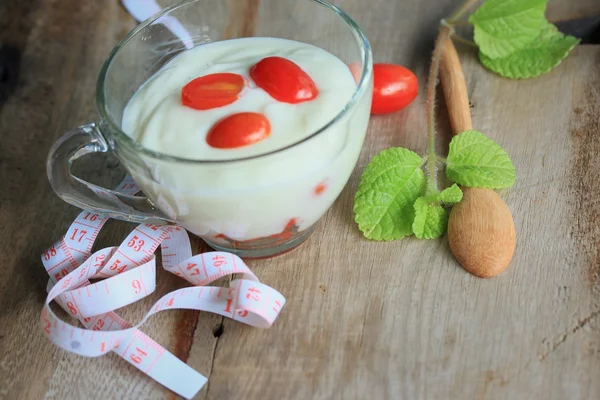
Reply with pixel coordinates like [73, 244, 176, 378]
[446, 19, 471, 27]
[451, 33, 477, 48]
[448, 0, 480, 21]
[425, 25, 453, 194]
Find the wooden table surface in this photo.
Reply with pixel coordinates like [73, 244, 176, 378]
[1, 0, 600, 399]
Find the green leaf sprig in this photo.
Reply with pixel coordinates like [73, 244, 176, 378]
[353, 0, 576, 241]
[354, 148, 425, 240]
[354, 131, 514, 240]
[469, 0, 580, 78]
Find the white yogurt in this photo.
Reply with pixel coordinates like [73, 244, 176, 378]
[123, 37, 356, 160]
[122, 37, 372, 243]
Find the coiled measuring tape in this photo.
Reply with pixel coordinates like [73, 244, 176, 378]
[40, 177, 285, 399]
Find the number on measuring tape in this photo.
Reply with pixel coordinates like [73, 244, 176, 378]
[82, 212, 98, 222]
[223, 300, 249, 318]
[238, 309, 249, 317]
[223, 299, 233, 314]
[66, 301, 78, 315]
[44, 245, 57, 261]
[130, 347, 147, 364]
[127, 236, 145, 252]
[60, 277, 72, 289]
[144, 223, 161, 232]
[212, 254, 227, 267]
[186, 263, 201, 276]
[110, 259, 127, 273]
[132, 280, 142, 294]
[272, 300, 283, 313]
[93, 318, 105, 331]
[246, 287, 261, 301]
[70, 228, 88, 243]
[94, 254, 106, 267]
[54, 269, 69, 282]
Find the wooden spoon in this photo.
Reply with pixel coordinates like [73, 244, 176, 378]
[439, 37, 516, 278]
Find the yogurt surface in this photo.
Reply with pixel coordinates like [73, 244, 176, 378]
[122, 37, 356, 160]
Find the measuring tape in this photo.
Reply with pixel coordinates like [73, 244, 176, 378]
[40, 178, 285, 399]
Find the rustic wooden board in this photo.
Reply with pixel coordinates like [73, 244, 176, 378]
[0, 0, 599, 399]
[546, 0, 600, 21]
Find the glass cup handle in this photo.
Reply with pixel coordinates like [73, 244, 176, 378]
[46, 122, 172, 223]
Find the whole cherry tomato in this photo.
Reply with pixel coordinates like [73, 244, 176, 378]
[250, 56, 319, 104]
[182, 73, 246, 110]
[206, 112, 271, 149]
[371, 64, 418, 115]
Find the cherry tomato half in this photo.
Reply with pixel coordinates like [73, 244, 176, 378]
[250, 57, 319, 104]
[206, 112, 271, 149]
[371, 64, 418, 115]
[182, 73, 246, 110]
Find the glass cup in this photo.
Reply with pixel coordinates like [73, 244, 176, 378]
[47, 0, 373, 258]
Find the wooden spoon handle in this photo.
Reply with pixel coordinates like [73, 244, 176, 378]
[440, 37, 472, 135]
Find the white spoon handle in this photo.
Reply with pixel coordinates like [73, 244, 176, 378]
[121, 0, 194, 49]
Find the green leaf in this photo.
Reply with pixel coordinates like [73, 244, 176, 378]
[469, 0, 548, 59]
[446, 130, 516, 189]
[479, 24, 580, 79]
[438, 184, 463, 204]
[354, 148, 427, 240]
[411, 185, 461, 239]
[412, 197, 449, 239]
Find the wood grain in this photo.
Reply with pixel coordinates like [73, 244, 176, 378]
[546, 0, 600, 22]
[440, 38, 472, 135]
[224, 0, 260, 39]
[448, 188, 517, 278]
[0, 0, 599, 399]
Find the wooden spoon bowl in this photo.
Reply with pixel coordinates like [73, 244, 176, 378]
[448, 188, 516, 277]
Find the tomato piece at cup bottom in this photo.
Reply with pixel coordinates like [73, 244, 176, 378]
[182, 73, 246, 110]
[206, 112, 271, 149]
[314, 181, 327, 196]
[348, 62, 362, 84]
[250, 56, 319, 104]
[371, 64, 418, 115]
